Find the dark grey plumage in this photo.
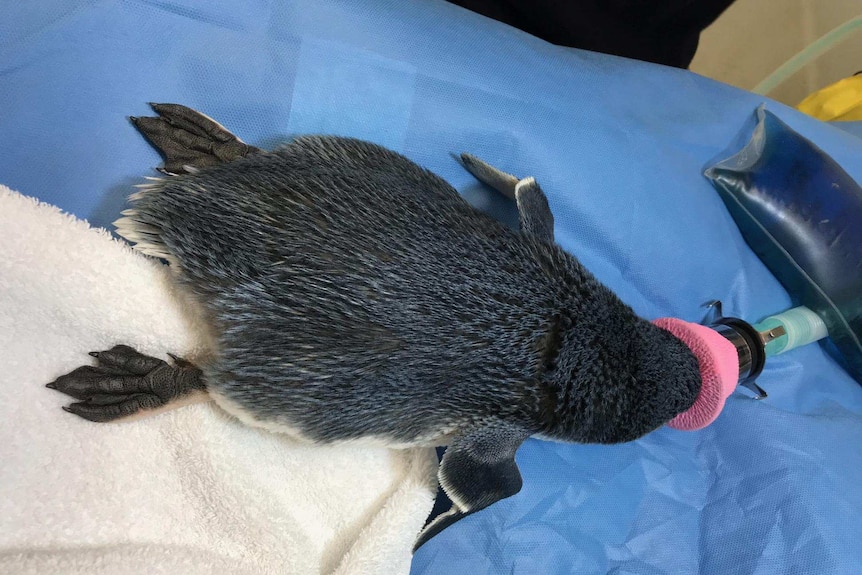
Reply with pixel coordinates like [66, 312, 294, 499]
[49, 103, 702, 551]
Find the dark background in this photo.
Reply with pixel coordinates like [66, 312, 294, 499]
[447, 0, 737, 68]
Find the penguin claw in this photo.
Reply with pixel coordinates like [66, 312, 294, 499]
[167, 352, 194, 369]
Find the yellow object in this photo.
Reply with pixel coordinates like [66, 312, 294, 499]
[797, 75, 862, 121]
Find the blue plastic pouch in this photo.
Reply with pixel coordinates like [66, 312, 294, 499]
[705, 106, 862, 384]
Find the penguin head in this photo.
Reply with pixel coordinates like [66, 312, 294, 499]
[538, 288, 702, 444]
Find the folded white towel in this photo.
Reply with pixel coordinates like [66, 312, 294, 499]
[0, 185, 437, 575]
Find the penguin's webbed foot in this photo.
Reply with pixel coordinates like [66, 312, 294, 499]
[47, 345, 205, 422]
[131, 103, 263, 175]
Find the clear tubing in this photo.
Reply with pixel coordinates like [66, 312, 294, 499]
[752, 15, 862, 96]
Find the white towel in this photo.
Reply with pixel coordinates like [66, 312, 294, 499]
[0, 185, 437, 575]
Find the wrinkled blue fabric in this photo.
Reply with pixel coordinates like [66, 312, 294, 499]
[2, 1, 861, 574]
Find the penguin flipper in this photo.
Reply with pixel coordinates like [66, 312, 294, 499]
[413, 422, 530, 552]
[459, 153, 519, 199]
[130, 103, 263, 175]
[513, 177, 554, 243]
[458, 153, 554, 243]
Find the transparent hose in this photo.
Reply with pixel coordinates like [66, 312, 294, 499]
[752, 15, 862, 96]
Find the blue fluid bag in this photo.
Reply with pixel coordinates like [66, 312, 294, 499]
[706, 106, 862, 384]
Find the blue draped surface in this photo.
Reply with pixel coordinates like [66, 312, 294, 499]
[2, 2, 861, 573]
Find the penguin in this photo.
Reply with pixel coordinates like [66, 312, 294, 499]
[47, 103, 702, 551]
